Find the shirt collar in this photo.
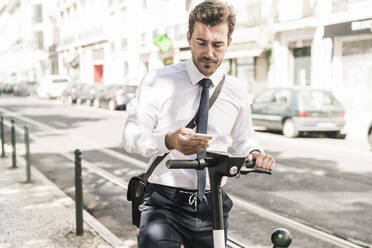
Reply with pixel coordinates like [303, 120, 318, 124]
[186, 59, 224, 87]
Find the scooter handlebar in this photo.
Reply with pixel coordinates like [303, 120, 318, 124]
[241, 159, 272, 175]
[166, 159, 203, 170]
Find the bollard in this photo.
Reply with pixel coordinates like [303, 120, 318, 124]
[11, 119, 16, 168]
[1, 115, 5, 157]
[24, 126, 31, 183]
[74, 149, 84, 236]
[271, 228, 292, 248]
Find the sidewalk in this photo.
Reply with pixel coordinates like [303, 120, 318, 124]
[0, 156, 130, 248]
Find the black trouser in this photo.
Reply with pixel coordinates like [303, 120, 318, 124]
[138, 183, 233, 248]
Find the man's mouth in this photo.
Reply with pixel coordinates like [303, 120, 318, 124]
[199, 57, 216, 64]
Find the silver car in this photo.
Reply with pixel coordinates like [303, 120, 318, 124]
[251, 87, 346, 138]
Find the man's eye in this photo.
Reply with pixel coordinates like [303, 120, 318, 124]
[198, 42, 207, 46]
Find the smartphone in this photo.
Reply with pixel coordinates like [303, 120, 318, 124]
[189, 133, 213, 141]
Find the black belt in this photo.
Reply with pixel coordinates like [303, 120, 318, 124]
[147, 183, 212, 208]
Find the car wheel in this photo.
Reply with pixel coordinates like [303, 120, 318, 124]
[283, 118, 299, 138]
[327, 131, 346, 139]
[368, 128, 372, 149]
[108, 100, 116, 111]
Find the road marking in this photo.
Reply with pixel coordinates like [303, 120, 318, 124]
[0, 106, 148, 169]
[230, 195, 364, 248]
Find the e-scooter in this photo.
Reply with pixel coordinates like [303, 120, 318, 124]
[166, 151, 292, 248]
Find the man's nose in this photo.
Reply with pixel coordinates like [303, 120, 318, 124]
[205, 44, 214, 58]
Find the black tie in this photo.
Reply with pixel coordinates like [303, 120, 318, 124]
[196, 78, 212, 201]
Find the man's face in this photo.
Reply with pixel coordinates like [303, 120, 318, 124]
[187, 22, 231, 77]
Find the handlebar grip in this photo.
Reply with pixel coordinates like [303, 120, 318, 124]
[242, 159, 272, 175]
[166, 160, 201, 169]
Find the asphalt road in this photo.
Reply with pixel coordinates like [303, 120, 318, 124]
[1, 95, 371, 248]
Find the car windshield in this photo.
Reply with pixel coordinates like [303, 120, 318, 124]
[298, 90, 338, 109]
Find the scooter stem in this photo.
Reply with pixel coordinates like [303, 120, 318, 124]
[208, 165, 226, 248]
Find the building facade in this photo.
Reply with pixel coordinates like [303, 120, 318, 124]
[270, 0, 372, 139]
[1, 0, 372, 139]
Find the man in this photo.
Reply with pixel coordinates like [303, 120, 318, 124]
[122, 1, 275, 247]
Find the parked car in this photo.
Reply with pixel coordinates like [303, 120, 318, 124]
[14, 81, 38, 96]
[61, 82, 84, 104]
[93, 84, 129, 110]
[368, 121, 372, 150]
[77, 83, 104, 106]
[251, 87, 346, 138]
[37, 75, 70, 99]
[113, 85, 137, 110]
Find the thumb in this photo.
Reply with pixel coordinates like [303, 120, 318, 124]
[246, 154, 253, 162]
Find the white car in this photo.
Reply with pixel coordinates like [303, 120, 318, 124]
[37, 75, 70, 99]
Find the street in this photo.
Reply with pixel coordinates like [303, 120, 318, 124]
[1, 95, 372, 248]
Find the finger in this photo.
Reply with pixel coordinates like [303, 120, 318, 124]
[182, 147, 204, 155]
[261, 156, 271, 170]
[186, 140, 209, 150]
[182, 141, 205, 151]
[179, 128, 195, 136]
[263, 156, 274, 171]
[268, 157, 275, 171]
[254, 154, 264, 168]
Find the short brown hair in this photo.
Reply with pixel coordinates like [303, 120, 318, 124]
[189, 0, 236, 39]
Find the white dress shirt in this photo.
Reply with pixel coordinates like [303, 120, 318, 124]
[122, 59, 263, 189]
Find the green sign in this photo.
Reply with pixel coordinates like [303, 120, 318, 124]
[155, 34, 172, 52]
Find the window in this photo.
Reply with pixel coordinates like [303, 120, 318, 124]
[254, 90, 274, 104]
[186, 0, 192, 11]
[298, 91, 337, 109]
[33, 4, 42, 23]
[34, 31, 44, 50]
[273, 90, 290, 103]
[121, 38, 127, 50]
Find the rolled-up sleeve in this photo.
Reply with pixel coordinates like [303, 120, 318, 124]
[122, 73, 170, 157]
[230, 94, 263, 156]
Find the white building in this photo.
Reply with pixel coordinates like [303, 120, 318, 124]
[2, 0, 371, 139]
[0, 0, 56, 84]
[270, 0, 372, 139]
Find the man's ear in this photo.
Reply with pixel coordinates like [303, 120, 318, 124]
[227, 36, 232, 47]
[187, 31, 191, 46]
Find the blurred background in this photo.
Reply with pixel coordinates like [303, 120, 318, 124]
[0, 0, 372, 141]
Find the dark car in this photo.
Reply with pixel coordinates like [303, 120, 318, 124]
[251, 87, 346, 138]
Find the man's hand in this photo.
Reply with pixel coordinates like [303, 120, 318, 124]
[165, 128, 209, 155]
[246, 151, 275, 171]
